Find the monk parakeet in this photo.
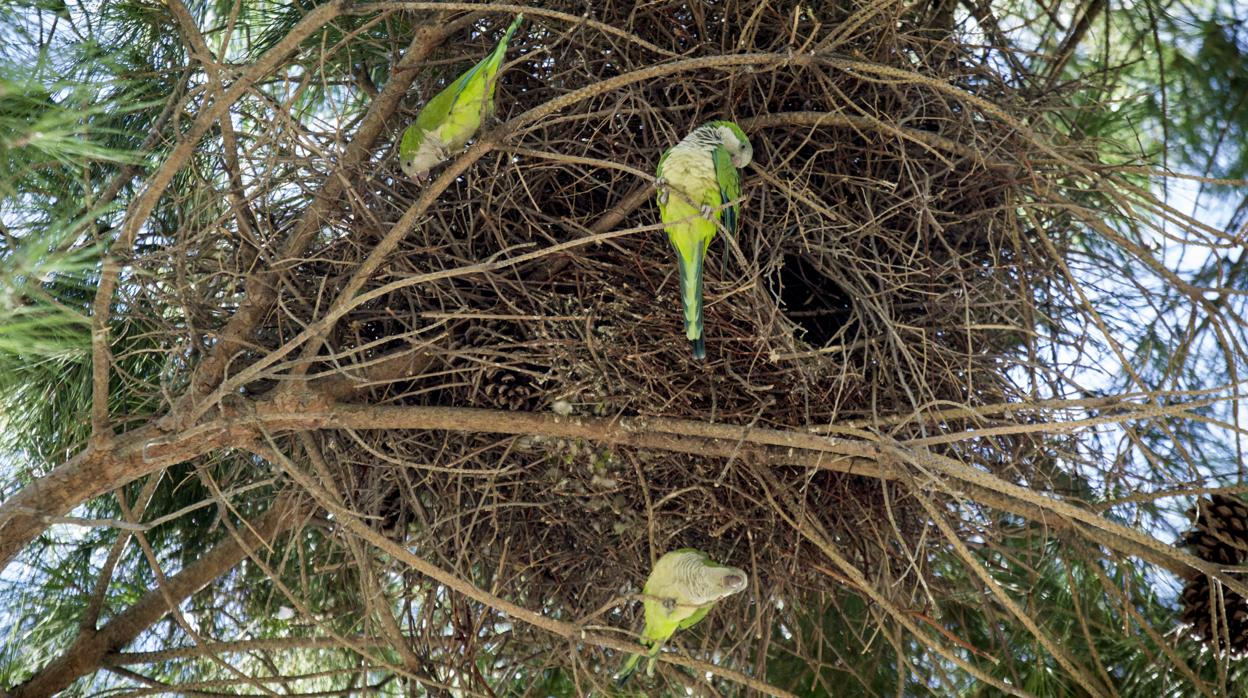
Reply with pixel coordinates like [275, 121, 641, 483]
[655, 120, 753, 359]
[398, 14, 524, 179]
[615, 548, 748, 685]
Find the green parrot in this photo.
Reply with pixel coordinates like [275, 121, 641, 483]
[655, 120, 753, 359]
[614, 548, 749, 685]
[398, 14, 524, 180]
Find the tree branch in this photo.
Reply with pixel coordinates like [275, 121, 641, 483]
[6, 498, 300, 698]
[183, 13, 466, 407]
[89, 0, 348, 444]
[0, 388, 883, 570]
[104, 639, 388, 666]
[6, 390, 1237, 592]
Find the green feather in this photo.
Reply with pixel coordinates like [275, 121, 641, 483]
[668, 232, 707, 359]
[614, 549, 745, 685]
[399, 14, 524, 170]
[713, 144, 742, 236]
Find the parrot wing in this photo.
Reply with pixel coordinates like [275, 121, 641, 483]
[397, 67, 461, 160]
[712, 143, 741, 239]
[408, 50, 490, 144]
[655, 154, 716, 359]
[430, 14, 524, 130]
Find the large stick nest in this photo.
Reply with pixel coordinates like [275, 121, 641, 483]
[124, 0, 1107, 692]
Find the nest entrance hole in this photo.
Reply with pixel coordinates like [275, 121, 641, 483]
[776, 253, 857, 346]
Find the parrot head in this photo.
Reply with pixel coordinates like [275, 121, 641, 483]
[399, 154, 430, 181]
[398, 126, 449, 180]
[714, 567, 748, 595]
[696, 564, 749, 604]
[707, 120, 753, 168]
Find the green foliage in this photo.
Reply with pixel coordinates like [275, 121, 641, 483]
[1148, 20, 1248, 183]
[1051, 2, 1248, 188]
[768, 592, 912, 696]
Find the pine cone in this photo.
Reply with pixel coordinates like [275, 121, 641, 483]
[482, 367, 537, 411]
[1207, 495, 1248, 536]
[1177, 493, 1248, 655]
[457, 319, 516, 350]
[455, 320, 548, 410]
[1184, 495, 1248, 562]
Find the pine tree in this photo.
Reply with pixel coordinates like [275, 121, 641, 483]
[1, 1, 1246, 696]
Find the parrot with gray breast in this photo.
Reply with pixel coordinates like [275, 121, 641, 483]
[655, 120, 753, 359]
[615, 548, 748, 684]
[398, 14, 524, 180]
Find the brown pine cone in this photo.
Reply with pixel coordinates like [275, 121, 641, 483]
[456, 319, 517, 350]
[482, 367, 538, 411]
[1177, 493, 1248, 654]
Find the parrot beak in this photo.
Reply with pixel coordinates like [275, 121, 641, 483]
[398, 158, 429, 182]
[723, 573, 747, 591]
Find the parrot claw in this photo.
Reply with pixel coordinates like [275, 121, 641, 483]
[700, 204, 715, 220]
[662, 596, 677, 612]
[655, 176, 669, 204]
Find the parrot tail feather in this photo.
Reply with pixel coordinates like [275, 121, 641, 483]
[616, 636, 664, 686]
[614, 653, 641, 686]
[499, 13, 525, 53]
[672, 239, 707, 359]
